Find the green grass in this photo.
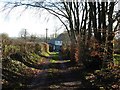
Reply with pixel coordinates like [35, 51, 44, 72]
[49, 52, 59, 55]
[50, 59, 70, 63]
[113, 54, 120, 65]
[52, 54, 59, 60]
[50, 59, 57, 63]
[41, 52, 50, 57]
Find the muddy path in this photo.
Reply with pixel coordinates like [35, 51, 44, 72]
[23, 53, 98, 90]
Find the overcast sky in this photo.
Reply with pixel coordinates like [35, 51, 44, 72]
[0, 1, 64, 37]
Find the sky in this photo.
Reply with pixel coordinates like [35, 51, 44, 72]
[0, 1, 64, 37]
[0, 0, 120, 37]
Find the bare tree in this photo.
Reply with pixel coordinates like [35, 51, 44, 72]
[19, 28, 29, 52]
[2, 0, 120, 66]
[19, 28, 29, 40]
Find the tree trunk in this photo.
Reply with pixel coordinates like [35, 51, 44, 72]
[107, 2, 115, 66]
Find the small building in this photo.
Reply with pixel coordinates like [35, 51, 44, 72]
[48, 32, 71, 52]
[48, 38, 62, 52]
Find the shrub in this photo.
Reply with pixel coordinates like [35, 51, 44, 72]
[85, 67, 120, 89]
[60, 45, 70, 60]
